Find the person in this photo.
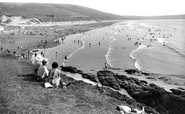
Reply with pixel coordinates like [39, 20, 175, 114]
[41, 51, 44, 57]
[37, 58, 49, 81]
[33, 55, 43, 76]
[55, 49, 58, 57]
[63, 55, 68, 66]
[48, 62, 61, 88]
[103, 63, 108, 71]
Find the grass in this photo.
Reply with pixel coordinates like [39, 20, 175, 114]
[0, 55, 127, 114]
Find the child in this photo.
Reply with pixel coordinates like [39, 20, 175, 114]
[48, 62, 61, 88]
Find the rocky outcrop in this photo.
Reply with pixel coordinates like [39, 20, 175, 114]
[97, 71, 120, 90]
[60, 66, 97, 83]
[170, 88, 185, 98]
[60, 67, 159, 114]
[98, 70, 185, 114]
[61, 67, 185, 114]
[124, 69, 154, 76]
[60, 66, 82, 74]
[81, 73, 97, 83]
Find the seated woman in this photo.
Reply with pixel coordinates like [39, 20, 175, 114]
[33, 55, 43, 76]
[48, 62, 61, 88]
[37, 58, 49, 81]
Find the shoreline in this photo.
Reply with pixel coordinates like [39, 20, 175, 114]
[60, 65, 185, 114]
[1, 19, 185, 114]
[32, 20, 185, 91]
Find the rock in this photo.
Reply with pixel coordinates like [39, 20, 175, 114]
[124, 69, 153, 76]
[105, 88, 159, 114]
[140, 80, 148, 85]
[97, 71, 120, 90]
[124, 69, 140, 75]
[114, 71, 185, 114]
[170, 89, 185, 96]
[100, 70, 185, 114]
[77, 70, 83, 74]
[60, 66, 78, 73]
[81, 73, 97, 82]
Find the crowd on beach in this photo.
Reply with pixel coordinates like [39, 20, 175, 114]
[1, 20, 173, 114]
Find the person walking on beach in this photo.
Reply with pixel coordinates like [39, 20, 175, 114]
[103, 63, 108, 71]
[55, 49, 58, 57]
[63, 55, 68, 66]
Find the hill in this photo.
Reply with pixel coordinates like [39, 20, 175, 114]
[0, 2, 126, 22]
[0, 2, 184, 22]
[136, 14, 185, 20]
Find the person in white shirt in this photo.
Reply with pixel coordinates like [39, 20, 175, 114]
[37, 58, 49, 81]
[33, 55, 43, 76]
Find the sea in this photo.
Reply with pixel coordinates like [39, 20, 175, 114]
[36, 19, 185, 92]
[129, 19, 185, 75]
[63, 19, 185, 75]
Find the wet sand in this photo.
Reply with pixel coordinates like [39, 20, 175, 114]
[34, 20, 185, 92]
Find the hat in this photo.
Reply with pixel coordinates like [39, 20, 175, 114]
[42, 58, 49, 64]
[35, 55, 43, 62]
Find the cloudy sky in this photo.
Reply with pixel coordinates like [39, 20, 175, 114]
[2, 0, 185, 16]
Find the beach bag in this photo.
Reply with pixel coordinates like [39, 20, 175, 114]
[44, 82, 53, 88]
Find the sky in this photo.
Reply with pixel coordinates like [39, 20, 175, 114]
[1, 0, 185, 16]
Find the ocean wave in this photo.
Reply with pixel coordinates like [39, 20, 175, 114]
[105, 45, 114, 68]
[155, 37, 165, 44]
[130, 44, 147, 71]
[105, 36, 118, 68]
[63, 41, 85, 66]
[166, 45, 185, 58]
[113, 31, 118, 34]
[80, 36, 86, 41]
[139, 23, 153, 28]
[155, 37, 185, 57]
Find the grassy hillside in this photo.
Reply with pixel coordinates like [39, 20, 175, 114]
[0, 2, 184, 22]
[0, 2, 125, 21]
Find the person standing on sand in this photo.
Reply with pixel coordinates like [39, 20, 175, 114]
[48, 62, 61, 88]
[63, 55, 68, 66]
[103, 63, 108, 71]
[55, 49, 58, 57]
[37, 58, 49, 81]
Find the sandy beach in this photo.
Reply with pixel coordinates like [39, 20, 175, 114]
[1, 17, 185, 114]
[31, 20, 185, 93]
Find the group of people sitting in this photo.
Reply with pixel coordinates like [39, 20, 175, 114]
[33, 55, 65, 88]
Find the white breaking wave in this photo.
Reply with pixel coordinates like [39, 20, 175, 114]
[105, 36, 118, 68]
[63, 41, 85, 66]
[130, 44, 147, 71]
[105, 45, 114, 68]
[68, 41, 85, 59]
[155, 37, 166, 44]
[80, 36, 86, 41]
[113, 31, 118, 34]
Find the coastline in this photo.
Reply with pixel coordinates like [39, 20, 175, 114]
[32, 20, 185, 92]
[1, 19, 185, 114]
